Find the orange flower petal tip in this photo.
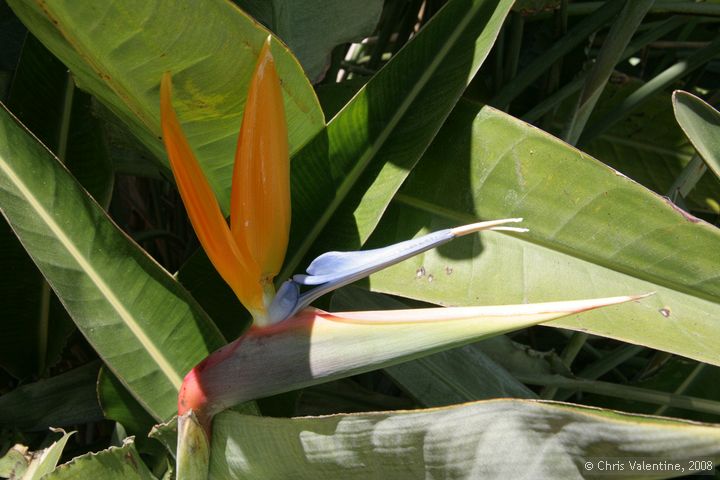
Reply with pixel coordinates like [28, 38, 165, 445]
[231, 34, 290, 284]
[160, 72, 264, 317]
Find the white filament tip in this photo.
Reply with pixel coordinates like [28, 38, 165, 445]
[451, 218, 524, 236]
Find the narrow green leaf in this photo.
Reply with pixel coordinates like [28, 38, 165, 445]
[7, 0, 324, 211]
[522, 16, 686, 124]
[281, 0, 515, 278]
[673, 90, 720, 181]
[583, 357, 720, 423]
[367, 101, 720, 366]
[43, 438, 155, 480]
[563, 0, 655, 145]
[581, 36, 720, 143]
[0, 105, 225, 421]
[518, 374, 720, 417]
[208, 400, 720, 478]
[0, 361, 102, 431]
[566, 1, 720, 17]
[491, 0, 626, 108]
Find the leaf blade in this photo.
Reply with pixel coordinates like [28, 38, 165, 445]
[0, 104, 225, 421]
[7, 0, 324, 211]
[366, 101, 720, 365]
[673, 90, 720, 181]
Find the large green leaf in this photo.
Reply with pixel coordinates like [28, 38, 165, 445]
[0, 105, 225, 421]
[235, 0, 383, 82]
[207, 400, 720, 478]
[281, 0, 515, 278]
[673, 90, 720, 181]
[367, 100, 720, 366]
[1, 34, 113, 379]
[7, 0, 324, 211]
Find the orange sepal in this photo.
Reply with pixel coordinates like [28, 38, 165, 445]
[160, 73, 263, 313]
[231, 37, 290, 282]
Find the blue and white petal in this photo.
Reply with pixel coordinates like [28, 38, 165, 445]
[268, 218, 526, 324]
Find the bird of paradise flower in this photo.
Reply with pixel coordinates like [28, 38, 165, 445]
[160, 37, 648, 478]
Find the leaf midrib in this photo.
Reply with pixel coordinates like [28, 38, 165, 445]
[0, 154, 183, 398]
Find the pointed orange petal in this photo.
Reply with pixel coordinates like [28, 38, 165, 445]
[231, 36, 290, 282]
[160, 73, 263, 312]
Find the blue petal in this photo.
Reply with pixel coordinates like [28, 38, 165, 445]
[293, 229, 454, 285]
[269, 229, 453, 323]
[268, 219, 526, 323]
[267, 280, 299, 324]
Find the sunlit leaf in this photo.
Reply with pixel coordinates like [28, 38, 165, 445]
[367, 100, 720, 366]
[0, 104, 224, 421]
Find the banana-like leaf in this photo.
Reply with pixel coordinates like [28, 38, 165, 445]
[1, 34, 115, 379]
[187, 295, 644, 417]
[367, 100, 720, 366]
[7, 0, 324, 211]
[43, 438, 155, 480]
[0, 104, 225, 421]
[673, 90, 720, 181]
[207, 400, 720, 478]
